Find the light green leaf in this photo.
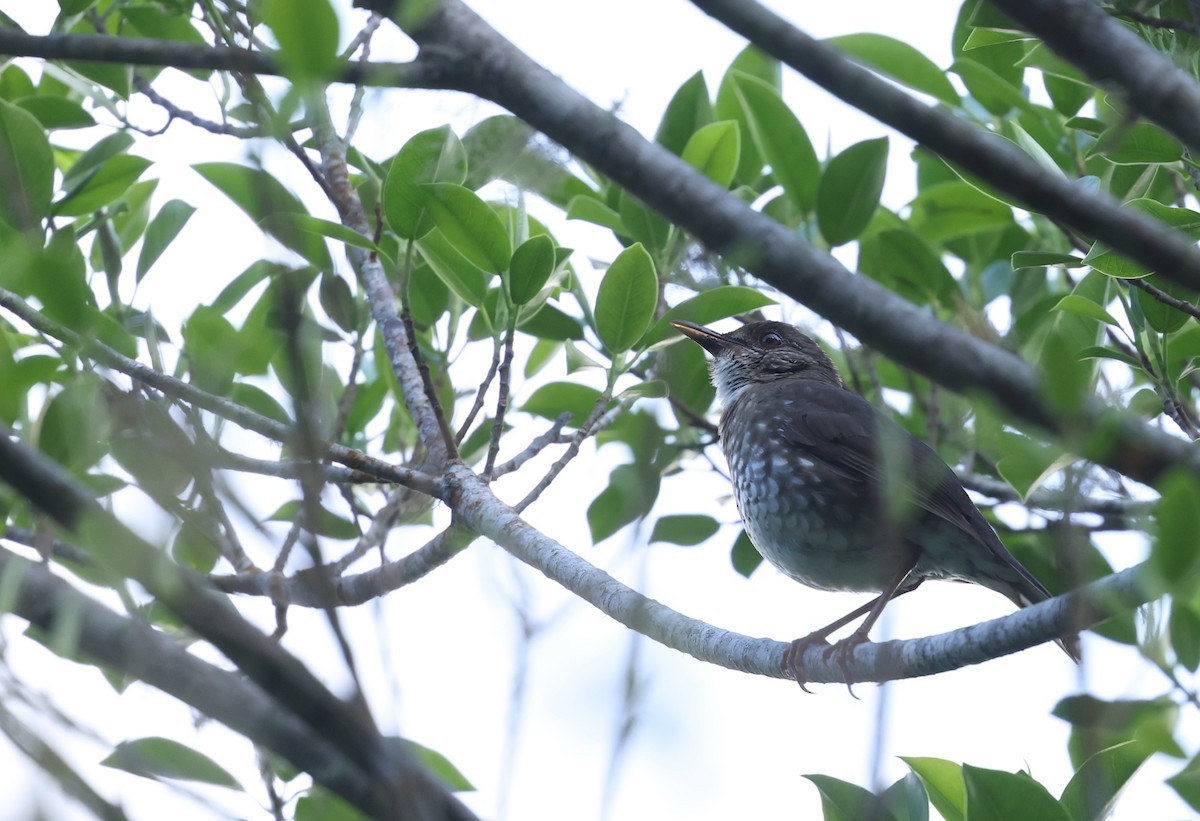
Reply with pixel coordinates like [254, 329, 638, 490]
[507, 234, 557, 305]
[962, 765, 1069, 821]
[901, 757, 964, 821]
[1011, 251, 1083, 269]
[0, 99, 53, 231]
[522, 381, 603, 426]
[566, 195, 627, 234]
[260, 0, 340, 80]
[420, 183, 511, 273]
[681, 120, 740, 188]
[54, 154, 152, 217]
[102, 737, 241, 789]
[730, 72, 819, 212]
[826, 33, 959, 105]
[416, 228, 488, 307]
[1082, 198, 1200, 278]
[1091, 121, 1182, 166]
[817, 137, 889, 246]
[1152, 472, 1200, 592]
[136, 199, 196, 283]
[383, 126, 468, 240]
[650, 514, 719, 546]
[655, 71, 715, 156]
[643, 285, 776, 348]
[595, 243, 657, 353]
[1060, 741, 1151, 821]
[1050, 294, 1120, 327]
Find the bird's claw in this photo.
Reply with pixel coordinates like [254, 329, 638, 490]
[782, 633, 830, 693]
[782, 632, 869, 697]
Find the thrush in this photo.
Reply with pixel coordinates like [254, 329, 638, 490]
[673, 319, 1080, 686]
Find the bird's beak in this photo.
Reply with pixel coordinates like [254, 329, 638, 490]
[671, 320, 739, 357]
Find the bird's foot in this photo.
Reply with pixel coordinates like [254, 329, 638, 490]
[781, 633, 831, 693]
[823, 633, 870, 699]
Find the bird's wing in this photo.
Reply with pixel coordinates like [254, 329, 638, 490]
[774, 382, 1051, 586]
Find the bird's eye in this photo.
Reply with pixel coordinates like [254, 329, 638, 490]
[760, 331, 784, 348]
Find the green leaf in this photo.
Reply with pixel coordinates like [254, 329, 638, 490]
[267, 500, 359, 540]
[1152, 471, 1200, 592]
[1050, 294, 1119, 327]
[804, 774, 897, 821]
[38, 378, 109, 471]
[566, 194, 627, 234]
[1059, 740, 1151, 821]
[618, 191, 672, 253]
[383, 126, 467, 239]
[263, 213, 378, 252]
[55, 154, 152, 217]
[587, 462, 660, 543]
[102, 737, 240, 789]
[507, 234, 557, 305]
[908, 180, 1014, 244]
[136, 199, 196, 283]
[1091, 121, 1182, 166]
[319, 271, 359, 332]
[15, 96, 94, 130]
[643, 286, 776, 348]
[260, 0, 340, 81]
[681, 120, 740, 188]
[826, 33, 959, 105]
[881, 773, 929, 821]
[649, 514, 720, 546]
[1011, 251, 1083, 269]
[730, 529, 762, 577]
[1168, 754, 1200, 813]
[1171, 602, 1200, 672]
[617, 379, 668, 400]
[901, 757, 964, 821]
[817, 137, 889, 246]
[714, 46, 780, 183]
[858, 228, 957, 305]
[416, 228, 488, 307]
[1136, 275, 1195, 334]
[962, 765, 1069, 821]
[522, 382, 603, 426]
[595, 243, 657, 353]
[420, 183, 511, 273]
[229, 383, 292, 426]
[730, 72, 820, 212]
[406, 740, 474, 791]
[1082, 199, 1200, 278]
[655, 71, 715, 156]
[195, 162, 331, 269]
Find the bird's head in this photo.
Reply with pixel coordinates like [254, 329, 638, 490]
[672, 320, 843, 404]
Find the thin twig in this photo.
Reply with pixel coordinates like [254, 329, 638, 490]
[492, 412, 572, 478]
[484, 325, 516, 479]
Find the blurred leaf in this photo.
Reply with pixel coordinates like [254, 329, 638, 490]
[587, 462, 660, 543]
[650, 514, 719, 546]
[803, 774, 896, 821]
[195, 162, 331, 269]
[1054, 696, 1184, 766]
[962, 765, 1068, 821]
[714, 47, 779, 183]
[136, 199, 196, 283]
[730, 530, 762, 577]
[618, 191, 672, 253]
[420, 183, 511, 273]
[902, 757, 965, 821]
[522, 382, 602, 426]
[1152, 471, 1200, 593]
[38, 378, 109, 471]
[319, 271, 359, 332]
[1011, 251, 1083, 269]
[383, 126, 467, 239]
[681, 120, 740, 188]
[858, 228, 957, 304]
[827, 33, 959, 105]
[617, 379, 668, 400]
[817, 137, 889, 246]
[1059, 740, 1151, 821]
[260, 0, 340, 81]
[267, 500, 358, 540]
[881, 772, 929, 821]
[15, 96, 94, 130]
[1168, 754, 1200, 813]
[55, 154, 152, 217]
[1083, 199, 1200, 278]
[595, 243, 657, 353]
[405, 740, 474, 791]
[566, 195, 626, 234]
[1091, 121, 1182, 166]
[1136, 276, 1195, 334]
[1171, 602, 1200, 672]
[102, 737, 240, 789]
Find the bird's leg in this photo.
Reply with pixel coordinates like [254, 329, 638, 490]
[782, 566, 921, 693]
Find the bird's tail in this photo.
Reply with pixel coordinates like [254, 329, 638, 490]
[988, 562, 1081, 663]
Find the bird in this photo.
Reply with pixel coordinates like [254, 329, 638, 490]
[672, 319, 1080, 687]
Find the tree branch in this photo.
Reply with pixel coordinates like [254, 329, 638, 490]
[0, 543, 474, 820]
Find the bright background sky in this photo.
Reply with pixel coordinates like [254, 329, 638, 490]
[0, 1, 1192, 819]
